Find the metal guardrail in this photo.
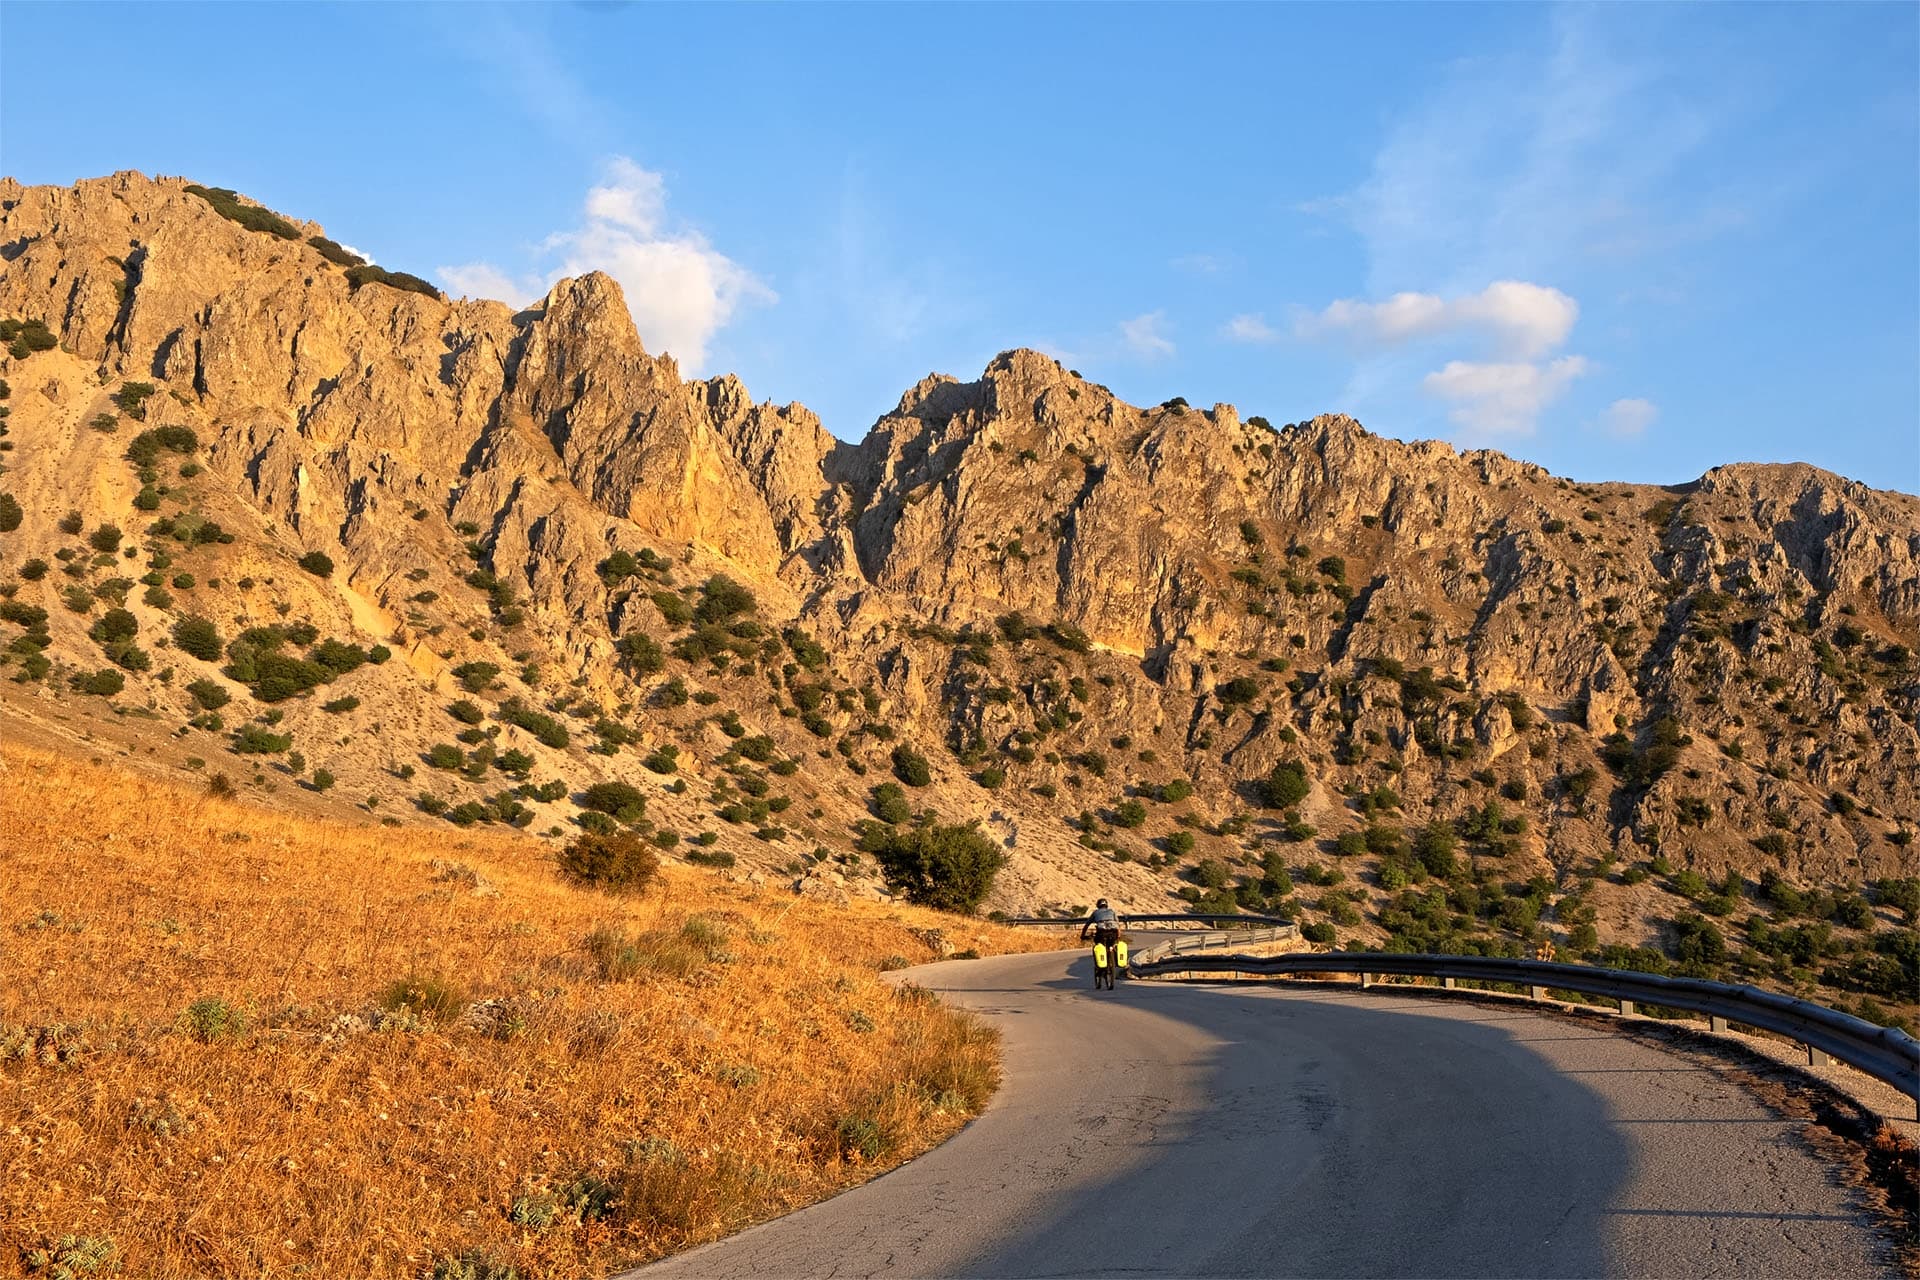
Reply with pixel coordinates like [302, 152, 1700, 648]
[1001, 913, 1297, 928]
[1133, 925, 1298, 962]
[1130, 950, 1920, 1110]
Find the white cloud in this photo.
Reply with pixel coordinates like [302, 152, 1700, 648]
[1422, 356, 1589, 436]
[1120, 311, 1175, 361]
[1297, 280, 1578, 359]
[438, 156, 774, 372]
[1600, 397, 1658, 438]
[1223, 313, 1280, 344]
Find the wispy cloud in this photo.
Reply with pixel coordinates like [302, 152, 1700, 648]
[1223, 313, 1280, 344]
[1296, 281, 1578, 359]
[1599, 397, 1658, 438]
[1291, 11, 1746, 440]
[439, 156, 773, 372]
[1423, 357, 1590, 437]
[1120, 311, 1175, 361]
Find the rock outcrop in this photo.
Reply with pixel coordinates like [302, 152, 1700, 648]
[1, 170, 1915, 954]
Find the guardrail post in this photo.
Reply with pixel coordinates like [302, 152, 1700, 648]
[1441, 977, 1456, 990]
[1806, 1043, 1832, 1067]
[1359, 972, 1371, 989]
[1709, 1015, 1731, 1034]
[1529, 985, 1549, 1002]
[1618, 999, 1635, 1017]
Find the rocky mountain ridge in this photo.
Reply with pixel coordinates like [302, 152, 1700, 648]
[2, 171, 1915, 1008]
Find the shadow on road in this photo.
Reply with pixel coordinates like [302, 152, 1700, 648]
[949, 977, 1631, 1278]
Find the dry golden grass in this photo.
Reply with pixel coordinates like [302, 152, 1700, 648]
[0, 744, 1059, 1278]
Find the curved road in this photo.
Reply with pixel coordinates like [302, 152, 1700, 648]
[631, 948, 1890, 1279]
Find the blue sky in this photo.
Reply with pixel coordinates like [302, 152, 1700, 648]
[4, 2, 1915, 493]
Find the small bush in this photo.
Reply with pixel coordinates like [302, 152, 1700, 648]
[376, 973, 468, 1023]
[344, 263, 442, 299]
[184, 183, 301, 239]
[891, 743, 932, 787]
[181, 996, 246, 1042]
[232, 724, 293, 754]
[75, 668, 125, 697]
[186, 678, 230, 710]
[1256, 760, 1310, 808]
[558, 831, 660, 895]
[307, 235, 365, 267]
[297, 550, 334, 577]
[172, 615, 222, 661]
[580, 780, 647, 824]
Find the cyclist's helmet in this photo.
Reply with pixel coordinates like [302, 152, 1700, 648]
[1096, 898, 1109, 908]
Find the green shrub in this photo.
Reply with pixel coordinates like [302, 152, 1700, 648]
[558, 830, 660, 894]
[580, 780, 647, 825]
[1113, 799, 1147, 828]
[184, 183, 301, 239]
[172, 615, 222, 661]
[176, 997, 246, 1043]
[1256, 760, 1310, 808]
[344, 263, 442, 299]
[186, 678, 230, 710]
[0, 493, 20, 533]
[501, 700, 569, 748]
[448, 698, 486, 725]
[1165, 830, 1196, 856]
[870, 782, 912, 824]
[641, 745, 680, 774]
[297, 550, 334, 577]
[1216, 677, 1260, 706]
[0, 316, 59, 359]
[891, 744, 932, 787]
[860, 820, 1007, 914]
[321, 695, 360, 714]
[75, 668, 125, 697]
[232, 724, 293, 754]
[1301, 921, 1336, 944]
[307, 235, 365, 267]
[88, 524, 123, 554]
[111, 381, 157, 420]
[125, 424, 198, 466]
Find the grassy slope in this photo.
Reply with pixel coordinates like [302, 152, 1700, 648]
[0, 744, 1059, 1279]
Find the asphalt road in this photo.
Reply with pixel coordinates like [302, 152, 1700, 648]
[630, 948, 1891, 1279]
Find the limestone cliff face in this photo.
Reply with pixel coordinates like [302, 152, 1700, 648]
[1, 170, 1916, 928]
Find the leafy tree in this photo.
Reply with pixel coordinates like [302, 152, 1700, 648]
[861, 820, 1007, 914]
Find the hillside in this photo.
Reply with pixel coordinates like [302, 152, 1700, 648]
[0, 743, 1048, 1277]
[1, 170, 1916, 1022]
